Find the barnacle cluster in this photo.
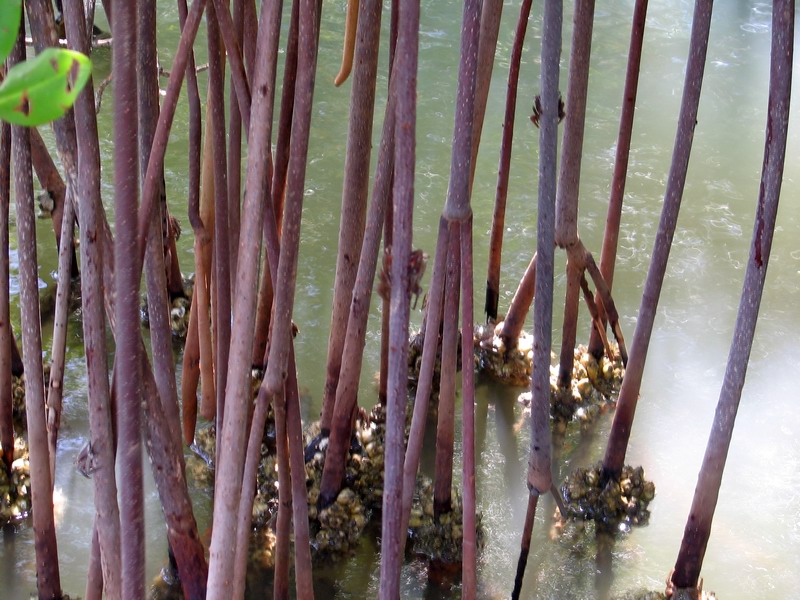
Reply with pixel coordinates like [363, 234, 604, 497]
[548, 345, 624, 431]
[302, 404, 389, 556]
[560, 463, 655, 528]
[249, 526, 277, 570]
[0, 436, 31, 525]
[310, 486, 368, 555]
[407, 479, 484, 564]
[350, 404, 387, 509]
[11, 374, 26, 426]
[168, 295, 191, 338]
[140, 277, 193, 339]
[475, 321, 533, 387]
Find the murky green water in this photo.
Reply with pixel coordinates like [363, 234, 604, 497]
[3, 0, 800, 597]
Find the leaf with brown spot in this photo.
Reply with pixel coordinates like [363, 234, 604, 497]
[14, 90, 29, 116]
[0, 47, 92, 126]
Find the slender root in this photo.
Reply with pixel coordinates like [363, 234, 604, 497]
[511, 492, 539, 600]
[585, 252, 628, 366]
[579, 273, 614, 362]
[334, 0, 359, 86]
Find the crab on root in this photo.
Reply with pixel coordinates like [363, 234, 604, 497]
[530, 93, 566, 128]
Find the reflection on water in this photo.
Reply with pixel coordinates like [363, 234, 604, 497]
[3, 0, 800, 598]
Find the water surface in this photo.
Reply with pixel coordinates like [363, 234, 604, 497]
[3, 1, 800, 598]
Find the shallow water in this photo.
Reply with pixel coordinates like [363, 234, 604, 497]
[3, 0, 800, 598]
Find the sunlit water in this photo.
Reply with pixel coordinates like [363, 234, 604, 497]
[3, 0, 800, 598]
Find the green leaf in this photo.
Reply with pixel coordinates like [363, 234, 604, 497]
[0, 0, 22, 64]
[0, 47, 92, 126]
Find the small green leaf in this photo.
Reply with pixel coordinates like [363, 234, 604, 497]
[0, 0, 22, 64]
[0, 47, 92, 126]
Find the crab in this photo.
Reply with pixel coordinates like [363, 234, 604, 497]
[530, 93, 566, 128]
[377, 247, 427, 309]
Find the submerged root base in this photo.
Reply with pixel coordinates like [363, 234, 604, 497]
[560, 462, 655, 529]
[475, 321, 532, 387]
[184, 395, 478, 567]
[407, 479, 484, 565]
[516, 345, 624, 432]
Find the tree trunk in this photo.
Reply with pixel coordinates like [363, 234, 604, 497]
[284, 350, 315, 598]
[0, 123, 12, 474]
[45, 186, 75, 485]
[468, 0, 503, 192]
[139, 0, 183, 454]
[517, 0, 562, 590]
[198, 103, 217, 422]
[269, 0, 299, 235]
[485, 0, 532, 321]
[587, 0, 648, 357]
[28, 128, 79, 278]
[207, 1, 233, 444]
[672, 0, 791, 587]
[26, 0, 117, 353]
[63, 5, 124, 595]
[602, 0, 713, 482]
[140, 354, 209, 599]
[459, 217, 478, 595]
[11, 26, 63, 598]
[500, 253, 536, 344]
[320, 0, 382, 435]
[378, 25, 396, 407]
[554, 0, 595, 386]
[112, 0, 145, 595]
[379, 0, 420, 595]
[510, 493, 538, 599]
[84, 525, 103, 600]
[439, 0, 482, 591]
[273, 386, 291, 600]
[433, 232, 461, 516]
[206, 0, 294, 592]
[227, 0, 245, 284]
[176, 0, 207, 443]
[317, 71, 396, 505]
[399, 218, 450, 540]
